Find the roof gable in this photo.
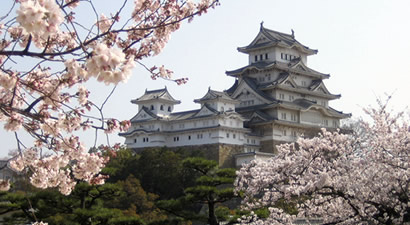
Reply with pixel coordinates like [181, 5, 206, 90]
[191, 104, 218, 118]
[231, 78, 275, 104]
[131, 87, 181, 104]
[194, 88, 238, 104]
[274, 72, 298, 88]
[237, 24, 317, 55]
[130, 107, 159, 122]
[309, 80, 331, 95]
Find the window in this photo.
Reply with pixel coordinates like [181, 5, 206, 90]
[289, 95, 294, 101]
[168, 106, 171, 112]
[247, 139, 249, 144]
[281, 112, 287, 120]
[291, 113, 297, 122]
[233, 134, 236, 139]
[301, 81, 307, 86]
[254, 55, 258, 62]
[226, 133, 230, 138]
[265, 53, 268, 59]
[174, 137, 180, 142]
[324, 119, 328, 126]
[209, 133, 212, 137]
[279, 93, 285, 100]
[188, 135, 191, 140]
[179, 123, 185, 129]
[281, 53, 284, 59]
[150, 105, 154, 110]
[134, 139, 137, 143]
[160, 105, 164, 110]
[333, 120, 338, 128]
[291, 130, 297, 137]
[197, 133, 203, 139]
[282, 130, 287, 136]
[260, 54, 263, 60]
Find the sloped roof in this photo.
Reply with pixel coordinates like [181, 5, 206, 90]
[288, 58, 329, 78]
[130, 106, 161, 122]
[280, 99, 351, 118]
[250, 110, 275, 121]
[194, 88, 239, 104]
[237, 24, 317, 55]
[228, 77, 279, 105]
[131, 87, 181, 105]
[226, 61, 274, 76]
[190, 103, 220, 118]
[226, 59, 329, 79]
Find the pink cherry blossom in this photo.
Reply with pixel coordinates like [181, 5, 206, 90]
[235, 103, 409, 224]
[1, 0, 219, 196]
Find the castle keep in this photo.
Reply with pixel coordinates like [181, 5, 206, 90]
[120, 25, 350, 167]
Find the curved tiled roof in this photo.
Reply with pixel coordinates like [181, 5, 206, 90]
[226, 59, 328, 79]
[131, 87, 181, 104]
[194, 88, 238, 103]
[237, 25, 317, 55]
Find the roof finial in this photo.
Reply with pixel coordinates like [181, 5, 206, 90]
[260, 21, 264, 30]
[291, 29, 295, 38]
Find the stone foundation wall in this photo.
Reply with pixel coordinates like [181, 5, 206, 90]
[132, 144, 244, 168]
[260, 140, 289, 153]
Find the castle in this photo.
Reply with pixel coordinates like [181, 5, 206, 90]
[120, 25, 350, 167]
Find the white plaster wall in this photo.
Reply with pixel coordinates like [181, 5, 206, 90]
[248, 48, 274, 64]
[215, 102, 235, 112]
[271, 126, 298, 142]
[301, 110, 323, 125]
[275, 47, 308, 64]
[139, 102, 174, 116]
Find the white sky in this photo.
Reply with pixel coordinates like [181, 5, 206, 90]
[1, 0, 410, 156]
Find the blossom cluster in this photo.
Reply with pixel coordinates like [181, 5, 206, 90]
[16, 0, 63, 47]
[235, 105, 409, 224]
[0, 0, 218, 197]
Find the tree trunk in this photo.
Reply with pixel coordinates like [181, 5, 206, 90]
[208, 201, 218, 225]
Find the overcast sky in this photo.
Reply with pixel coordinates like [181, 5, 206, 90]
[1, 0, 410, 157]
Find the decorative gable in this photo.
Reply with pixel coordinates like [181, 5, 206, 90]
[191, 105, 217, 118]
[130, 108, 157, 122]
[284, 80, 296, 88]
[296, 65, 306, 71]
[311, 82, 331, 95]
[231, 79, 272, 105]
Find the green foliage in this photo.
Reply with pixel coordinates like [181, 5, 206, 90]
[0, 148, 242, 225]
[158, 157, 237, 225]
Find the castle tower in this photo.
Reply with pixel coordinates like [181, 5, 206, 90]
[225, 24, 350, 153]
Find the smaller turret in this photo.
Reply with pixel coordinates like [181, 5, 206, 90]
[194, 87, 240, 112]
[131, 87, 180, 117]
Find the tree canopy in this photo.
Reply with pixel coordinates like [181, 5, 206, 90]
[0, 0, 218, 195]
[235, 103, 410, 224]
